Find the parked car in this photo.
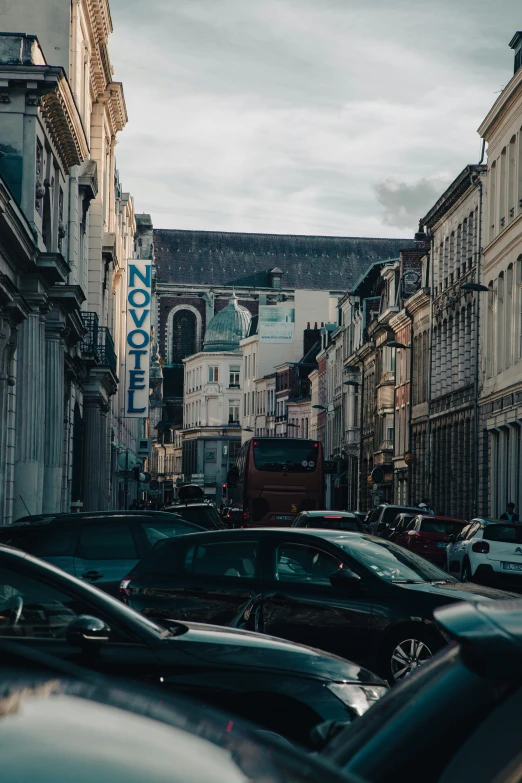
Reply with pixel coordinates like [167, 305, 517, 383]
[323, 599, 522, 783]
[382, 513, 416, 542]
[446, 518, 522, 587]
[0, 544, 386, 746]
[0, 511, 203, 596]
[122, 528, 517, 683]
[166, 502, 226, 530]
[292, 511, 364, 532]
[395, 515, 468, 565]
[0, 644, 363, 783]
[364, 505, 423, 535]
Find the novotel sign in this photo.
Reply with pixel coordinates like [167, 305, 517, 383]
[125, 260, 152, 417]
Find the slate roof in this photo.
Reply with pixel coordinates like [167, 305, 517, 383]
[153, 229, 414, 291]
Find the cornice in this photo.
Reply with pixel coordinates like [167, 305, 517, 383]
[478, 65, 522, 140]
[41, 74, 89, 168]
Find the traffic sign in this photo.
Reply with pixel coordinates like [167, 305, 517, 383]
[142, 472, 151, 484]
[371, 467, 385, 484]
[324, 460, 337, 475]
[149, 479, 160, 491]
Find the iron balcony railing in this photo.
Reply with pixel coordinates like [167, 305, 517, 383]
[80, 312, 117, 374]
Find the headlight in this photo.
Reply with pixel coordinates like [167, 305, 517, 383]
[327, 683, 388, 716]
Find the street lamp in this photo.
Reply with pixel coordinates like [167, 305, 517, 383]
[343, 380, 359, 387]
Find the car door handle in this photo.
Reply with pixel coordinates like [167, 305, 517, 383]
[82, 571, 104, 581]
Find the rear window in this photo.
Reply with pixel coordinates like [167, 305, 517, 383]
[300, 516, 361, 532]
[420, 520, 467, 535]
[483, 525, 522, 543]
[137, 521, 199, 552]
[0, 526, 77, 557]
[130, 539, 180, 577]
[252, 439, 319, 473]
[381, 507, 419, 525]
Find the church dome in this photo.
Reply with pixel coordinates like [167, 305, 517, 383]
[203, 294, 251, 352]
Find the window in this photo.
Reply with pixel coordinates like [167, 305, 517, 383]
[275, 543, 342, 584]
[184, 541, 258, 578]
[136, 521, 198, 553]
[229, 400, 240, 424]
[229, 366, 240, 387]
[77, 524, 138, 560]
[253, 439, 319, 472]
[208, 366, 219, 383]
[252, 353, 256, 378]
[0, 526, 78, 557]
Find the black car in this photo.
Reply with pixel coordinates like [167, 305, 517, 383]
[0, 544, 386, 746]
[166, 502, 226, 530]
[123, 528, 517, 682]
[383, 512, 417, 542]
[0, 511, 203, 595]
[292, 511, 364, 532]
[364, 505, 422, 535]
[323, 599, 522, 783]
[0, 644, 364, 783]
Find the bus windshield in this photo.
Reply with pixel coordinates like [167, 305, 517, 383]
[252, 440, 319, 472]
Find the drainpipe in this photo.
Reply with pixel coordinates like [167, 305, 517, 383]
[427, 232, 434, 501]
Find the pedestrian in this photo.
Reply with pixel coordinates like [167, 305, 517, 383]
[418, 499, 434, 515]
[500, 503, 520, 522]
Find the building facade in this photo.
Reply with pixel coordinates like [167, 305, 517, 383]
[0, 0, 139, 520]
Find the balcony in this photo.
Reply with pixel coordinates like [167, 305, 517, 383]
[80, 312, 117, 375]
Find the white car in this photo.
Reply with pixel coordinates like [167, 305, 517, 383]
[446, 518, 522, 583]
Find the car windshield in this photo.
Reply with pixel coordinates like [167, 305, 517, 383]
[337, 536, 456, 583]
[483, 524, 522, 543]
[253, 439, 319, 472]
[420, 520, 467, 535]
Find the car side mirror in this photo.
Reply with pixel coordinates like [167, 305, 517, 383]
[448, 534, 456, 544]
[330, 569, 361, 590]
[310, 720, 351, 750]
[67, 615, 110, 652]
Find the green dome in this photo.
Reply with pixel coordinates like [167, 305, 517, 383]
[203, 294, 251, 352]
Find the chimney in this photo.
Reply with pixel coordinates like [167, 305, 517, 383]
[509, 31, 522, 74]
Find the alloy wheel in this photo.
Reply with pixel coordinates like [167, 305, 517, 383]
[390, 638, 433, 682]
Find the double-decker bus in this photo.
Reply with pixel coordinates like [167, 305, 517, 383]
[227, 437, 324, 527]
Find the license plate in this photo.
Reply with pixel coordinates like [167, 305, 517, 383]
[275, 515, 293, 521]
[437, 542, 447, 548]
[502, 562, 522, 571]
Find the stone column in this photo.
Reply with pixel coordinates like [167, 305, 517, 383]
[42, 321, 65, 513]
[13, 307, 45, 520]
[83, 397, 104, 511]
[0, 313, 18, 520]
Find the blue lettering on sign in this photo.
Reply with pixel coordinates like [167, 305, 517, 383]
[129, 369, 146, 389]
[128, 289, 151, 308]
[127, 390, 146, 413]
[126, 262, 152, 417]
[127, 329, 150, 348]
[129, 264, 151, 288]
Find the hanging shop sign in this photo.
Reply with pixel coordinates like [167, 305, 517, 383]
[125, 260, 152, 417]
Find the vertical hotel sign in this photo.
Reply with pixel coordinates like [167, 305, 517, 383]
[125, 260, 151, 417]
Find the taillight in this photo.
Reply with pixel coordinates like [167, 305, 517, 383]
[119, 577, 132, 597]
[472, 541, 490, 554]
[243, 511, 249, 521]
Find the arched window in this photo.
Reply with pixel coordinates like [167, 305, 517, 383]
[172, 310, 196, 363]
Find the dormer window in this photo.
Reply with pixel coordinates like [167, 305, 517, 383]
[269, 267, 283, 289]
[510, 31, 522, 74]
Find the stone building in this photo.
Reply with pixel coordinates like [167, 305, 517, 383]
[0, 0, 139, 519]
[422, 167, 484, 518]
[478, 33, 522, 517]
[179, 294, 251, 501]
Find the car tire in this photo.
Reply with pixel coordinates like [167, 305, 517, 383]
[379, 626, 444, 685]
[461, 559, 472, 582]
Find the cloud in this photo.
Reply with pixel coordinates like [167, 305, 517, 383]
[374, 175, 454, 230]
[107, 0, 520, 237]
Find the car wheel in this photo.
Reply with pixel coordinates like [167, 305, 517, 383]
[381, 627, 442, 685]
[461, 559, 472, 582]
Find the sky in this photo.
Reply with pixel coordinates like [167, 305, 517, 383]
[108, 0, 520, 238]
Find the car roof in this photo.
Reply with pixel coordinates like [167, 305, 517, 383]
[301, 511, 357, 518]
[153, 528, 366, 544]
[7, 511, 189, 528]
[419, 515, 467, 523]
[470, 517, 522, 525]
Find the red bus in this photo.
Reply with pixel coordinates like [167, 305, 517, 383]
[228, 437, 324, 527]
